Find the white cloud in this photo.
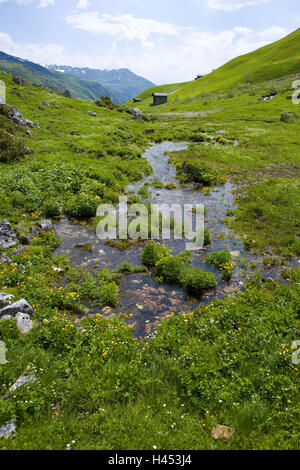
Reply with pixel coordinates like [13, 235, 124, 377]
[76, 0, 90, 9]
[0, 22, 287, 85]
[206, 0, 270, 11]
[0, 0, 54, 6]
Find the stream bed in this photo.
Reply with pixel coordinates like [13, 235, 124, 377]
[54, 142, 292, 336]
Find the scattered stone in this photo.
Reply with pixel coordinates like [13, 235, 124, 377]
[230, 250, 240, 258]
[0, 420, 16, 439]
[133, 98, 142, 103]
[25, 119, 40, 129]
[102, 307, 113, 315]
[0, 220, 18, 249]
[126, 108, 143, 119]
[0, 299, 34, 318]
[13, 76, 26, 86]
[87, 111, 97, 117]
[37, 219, 54, 232]
[30, 219, 55, 239]
[42, 101, 50, 107]
[211, 424, 236, 440]
[136, 304, 144, 310]
[26, 129, 32, 136]
[15, 312, 33, 334]
[0, 293, 15, 309]
[6, 374, 38, 396]
[0, 104, 40, 128]
[11, 245, 26, 257]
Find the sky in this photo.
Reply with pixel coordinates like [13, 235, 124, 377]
[0, 0, 299, 84]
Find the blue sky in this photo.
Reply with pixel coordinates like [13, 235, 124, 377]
[0, 0, 299, 84]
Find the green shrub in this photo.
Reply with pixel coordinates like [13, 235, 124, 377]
[181, 267, 217, 294]
[99, 282, 119, 307]
[115, 262, 147, 273]
[0, 132, 28, 163]
[280, 110, 298, 122]
[207, 250, 236, 280]
[204, 229, 212, 246]
[155, 256, 185, 284]
[141, 242, 170, 267]
[64, 193, 100, 219]
[43, 200, 61, 218]
[207, 250, 232, 268]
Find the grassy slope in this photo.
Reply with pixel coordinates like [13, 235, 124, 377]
[0, 58, 300, 450]
[135, 28, 300, 111]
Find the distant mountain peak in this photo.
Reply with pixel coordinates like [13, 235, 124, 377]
[47, 64, 155, 103]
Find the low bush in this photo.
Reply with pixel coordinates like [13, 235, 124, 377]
[182, 160, 222, 185]
[0, 131, 28, 163]
[141, 242, 170, 267]
[207, 250, 236, 280]
[207, 250, 232, 269]
[280, 110, 298, 122]
[181, 267, 217, 294]
[64, 193, 101, 219]
[155, 256, 186, 284]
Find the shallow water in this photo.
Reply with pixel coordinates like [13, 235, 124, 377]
[54, 142, 293, 336]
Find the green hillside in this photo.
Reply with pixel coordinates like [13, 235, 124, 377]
[135, 28, 300, 110]
[0, 51, 117, 102]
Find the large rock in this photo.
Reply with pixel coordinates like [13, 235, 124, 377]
[0, 293, 15, 309]
[0, 220, 18, 249]
[0, 299, 34, 318]
[2, 374, 38, 400]
[0, 104, 40, 128]
[15, 313, 33, 334]
[126, 107, 143, 119]
[36, 219, 54, 232]
[30, 219, 55, 238]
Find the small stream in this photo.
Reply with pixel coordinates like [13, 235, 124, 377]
[54, 142, 291, 336]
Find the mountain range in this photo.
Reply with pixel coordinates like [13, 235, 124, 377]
[46, 65, 155, 104]
[0, 51, 155, 103]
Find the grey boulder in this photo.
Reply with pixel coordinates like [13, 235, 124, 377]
[0, 220, 18, 249]
[0, 299, 34, 318]
[126, 107, 143, 119]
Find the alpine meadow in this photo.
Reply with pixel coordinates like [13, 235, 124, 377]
[0, 1, 300, 453]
